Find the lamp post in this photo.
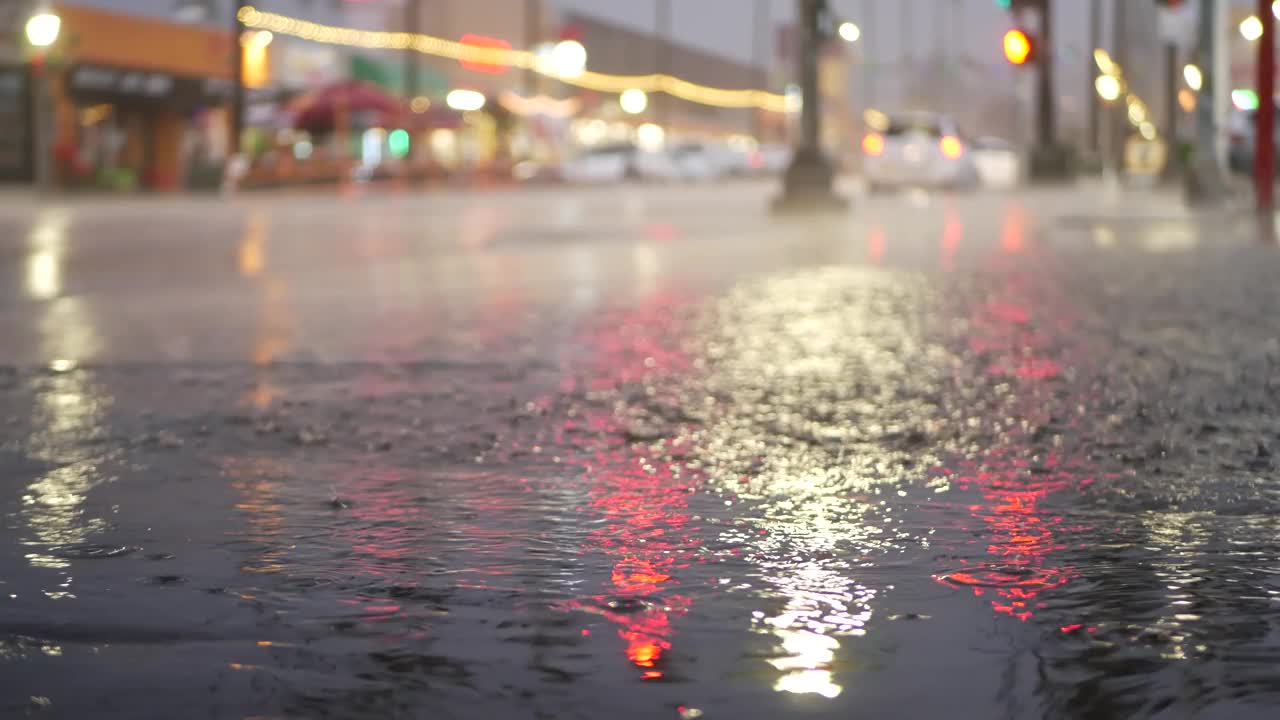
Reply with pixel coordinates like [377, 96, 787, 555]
[25, 11, 60, 48]
[1185, 0, 1226, 205]
[25, 6, 61, 191]
[654, 0, 671, 131]
[231, 0, 247, 156]
[1094, 72, 1122, 188]
[1256, 0, 1275, 211]
[1088, 0, 1101, 157]
[773, 0, 847, 213]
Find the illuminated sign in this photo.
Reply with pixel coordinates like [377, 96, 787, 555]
[459, 34, 511, 75]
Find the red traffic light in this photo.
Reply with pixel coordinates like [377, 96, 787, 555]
[1003, 29, 1033, 65]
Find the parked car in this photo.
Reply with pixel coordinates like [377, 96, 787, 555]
[970, 136, 1021, 188]
[751, 144, 793, 175]
[559, 144, 635, 184]
[861, 112, 980, 191]
[633, 142, 732, 182]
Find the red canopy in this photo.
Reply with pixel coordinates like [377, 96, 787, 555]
[289, 80, 407, 131]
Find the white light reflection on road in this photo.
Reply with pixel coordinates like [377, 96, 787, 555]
[24, 210, 102, 364]
[25, 209, 68, 301]
[691, 268, 939, 699]
[22, 208, 112, 581]
[22, 368, 113, 586]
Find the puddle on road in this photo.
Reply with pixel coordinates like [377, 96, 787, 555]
[5, 244, 1280, 718]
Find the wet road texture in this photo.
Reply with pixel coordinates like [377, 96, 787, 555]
[1, 182, 1279, 719]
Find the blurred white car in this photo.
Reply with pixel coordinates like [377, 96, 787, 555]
[559, 144, 634, 184]
[669, 142, 725, 181]
[632, 148, 683, 182]
[970, 136, 1021, 188]
[861, 112, 980, 191]
[633, 142, 730, 182]
[750, 144, 793, 175]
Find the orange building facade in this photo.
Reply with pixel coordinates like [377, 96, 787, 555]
[44, 4, 235, 190]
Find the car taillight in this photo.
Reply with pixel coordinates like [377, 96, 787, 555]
[940, 135, 964, 160]
[862, 133, 885, 157]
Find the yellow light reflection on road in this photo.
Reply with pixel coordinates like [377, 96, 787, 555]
[25, 209, 68, 301]
[27, 252, 60, 301]
[22, 367, 112, 581]
[238, 211, 268, 277]
[239, 211, 293, 404]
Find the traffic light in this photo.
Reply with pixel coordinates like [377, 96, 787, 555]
[1003, 28, 1034, 65]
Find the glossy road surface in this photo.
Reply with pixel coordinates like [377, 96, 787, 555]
[1, 182, 1279, 719]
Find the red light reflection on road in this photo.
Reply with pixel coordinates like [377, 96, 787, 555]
[1001, 205, 1027, 253]
[867, 226, 886, 264]
[939, 455, 1077, 621]
[941, 206, 962, 271]
[936, 277, 1092, 621]
[563, 295, 700, 679]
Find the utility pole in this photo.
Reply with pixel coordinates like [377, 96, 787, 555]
[231, 0, 246, 155]
[1027, 0, 1069, 179]
[1186, 0, 1226, 204]
[1037, 0, 1054, 146]
[525, 0, 541, 96]
[405, 0, 420, 99]
[1161, 41, 1180, 182]
[751, 0, 767, 141]
[404, 0, 421, 163]
[863, 0, 876, 115]
[1088, 0, 1102, 156]
[1112, 0, 1126, 173]
[655, 0, 671, 129]
[900, 0, 911, 104]
[1257, 0, 1275, 210]
[936, 0, 947, 113]
[773, 0, 847, 212]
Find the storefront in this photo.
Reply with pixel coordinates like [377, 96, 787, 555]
[44, 4, 234, 190]
[0, 64, 33, 183]
[60, 63, 231, 189]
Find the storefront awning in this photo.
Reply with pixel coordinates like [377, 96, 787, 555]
[288, 79, 405, 131]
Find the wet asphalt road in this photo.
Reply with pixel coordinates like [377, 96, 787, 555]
[2, 181, 1280, 719]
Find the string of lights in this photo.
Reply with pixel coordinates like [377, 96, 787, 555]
[237, 6, 790, 113]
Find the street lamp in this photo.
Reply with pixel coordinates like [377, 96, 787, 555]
[25, 8, 62, 191]
[772, 0, 847, 213]
[25, 12, 61, 48]
[838, 22, 861, 43]
[619, 88, 648, 115]
[1094, 74, 1122, 187]
[1093, 48, 1115, 75]
[446, 89, 487, 112]
[1183, 63, 1203, 92]
[1242, 15, 1264, 41]
[549, 40, 587, 78]
[1095, 75, 1122, 103]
